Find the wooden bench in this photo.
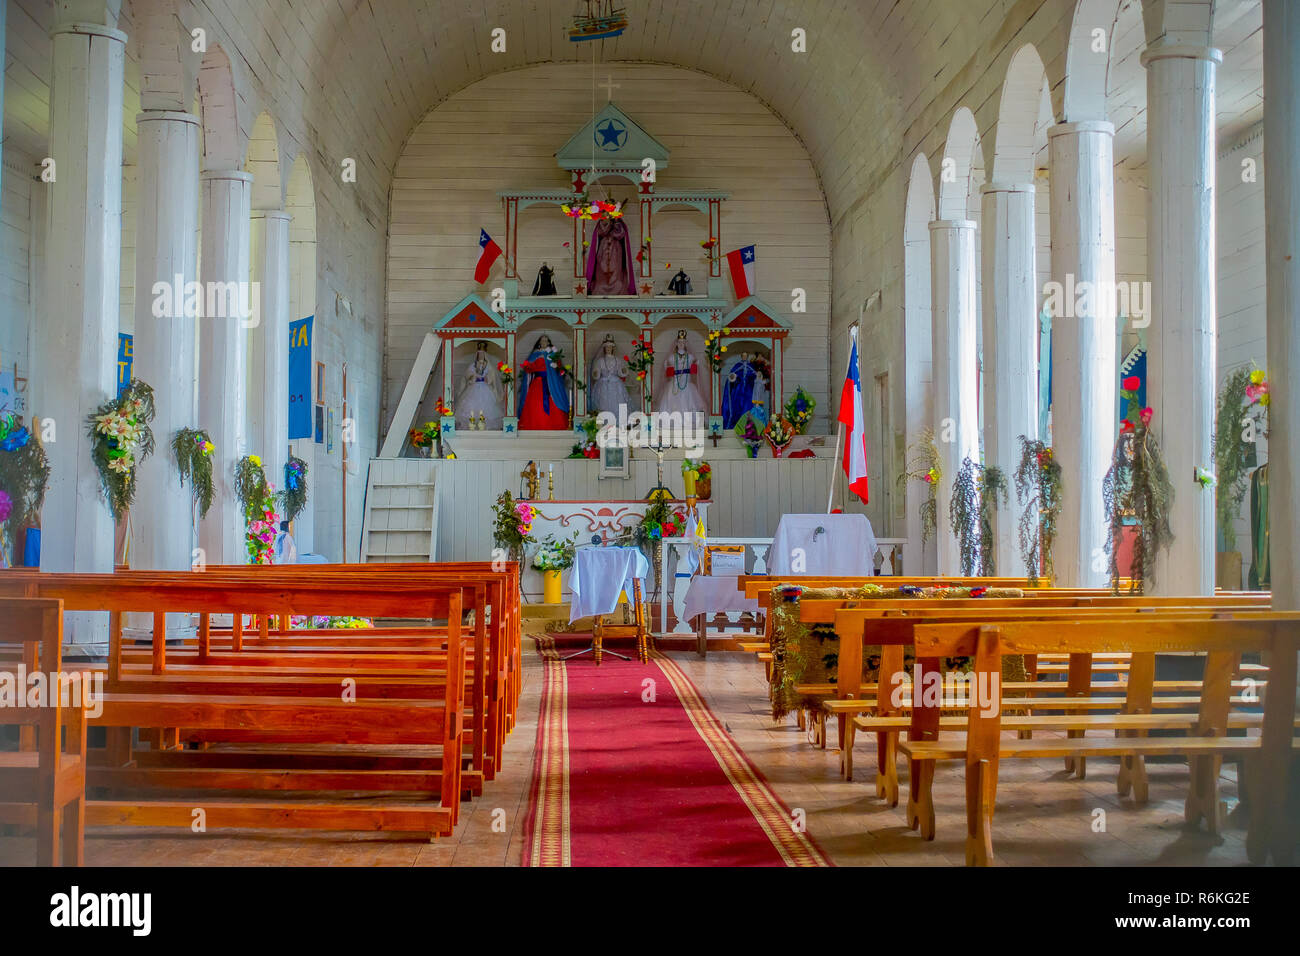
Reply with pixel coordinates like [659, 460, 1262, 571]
[0, 598, 88, 865]
[896, 615, 1299, 865]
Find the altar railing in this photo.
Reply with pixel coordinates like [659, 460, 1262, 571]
[656, 535, 908, 632]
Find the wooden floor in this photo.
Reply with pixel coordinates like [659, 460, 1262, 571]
[0, 646, 1253, 866]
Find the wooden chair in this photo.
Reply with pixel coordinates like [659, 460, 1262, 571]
[589, 579, 651, 665]
[0, 597, 87, 866]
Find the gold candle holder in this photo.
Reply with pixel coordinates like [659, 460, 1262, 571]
[548, 469, 555, 501]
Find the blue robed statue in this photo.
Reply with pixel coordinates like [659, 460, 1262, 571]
[722, 352, 761, 429]
[517, 334, 570, 430]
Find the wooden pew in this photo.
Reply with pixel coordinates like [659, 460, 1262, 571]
[0, 576, 469, 839]
[896, 615, 1299, 866]
[0, 598, 88, 865]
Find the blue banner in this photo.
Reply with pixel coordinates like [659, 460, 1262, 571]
[117, 333, 133, 396]
[288, 316, 313, 439]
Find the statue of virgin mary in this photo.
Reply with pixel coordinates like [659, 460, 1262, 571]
[517, 334, 570, 430]
[584, 215, 637, 296]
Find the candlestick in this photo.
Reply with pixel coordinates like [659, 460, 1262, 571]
[548, 468, 555, 501]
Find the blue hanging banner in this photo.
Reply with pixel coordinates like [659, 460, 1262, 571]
[117, 333, 133, 396]
[288, 316, 314, 440]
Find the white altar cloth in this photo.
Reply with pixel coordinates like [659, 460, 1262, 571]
[767, 513, 878, 577]
[681, 575, 760, 623]
[569, 546, 651, 623]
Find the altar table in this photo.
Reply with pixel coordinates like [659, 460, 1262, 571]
[680, 575, 762, 658]
[767, 513, 877, 577]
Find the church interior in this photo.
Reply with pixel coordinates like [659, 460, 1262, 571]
[0, 0, 1298, 881]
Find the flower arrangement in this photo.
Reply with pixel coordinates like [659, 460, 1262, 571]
[764, 414, 797, 458]
[569, 417, 602, 459]
[734, 411, 765, 458]
[294, 615, 373, 629]
[700, 237, 719, 265]
[532, 533, 577, 571]
[899, 428, 941, 543]
[0, 489, 11, 524]
[1103, 381, 1174, 593]
[704, 330, 726, 373]
[784, 387, 817, 434]
[497, 361, 514, 387]
[1214, 367, 1270, 553]
[492, 490, 536, 563]
[0, 414, 50, 556]
[409, 420, 440, 449]
[561, 197, 623, 221]
[280, 455, 309, 523]
[171, 427, 216, 519]
[623, 335, 655, 384]
[87, 379, 156, 520]
[235, 454, 279, 564]
[1014, 436, 1062, 585]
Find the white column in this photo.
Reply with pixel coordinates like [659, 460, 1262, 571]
[197, 170, 252, 565]
[929, 219, 980, 575]
[37, 22, 127, 650]
[981, 183, 1039, 578]
[1048, 121, 1117, 588]
[1264, 0, 1300, 617]
[132, 111, 199, 578]
[248, 211, 291, 494]
[1143, 45, 1221, 596]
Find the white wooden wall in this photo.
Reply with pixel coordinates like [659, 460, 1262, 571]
[367, 455, 840, 564]
[385, 62, 832, 436]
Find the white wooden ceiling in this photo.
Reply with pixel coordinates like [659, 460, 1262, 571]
[0, 0, 1267, 211]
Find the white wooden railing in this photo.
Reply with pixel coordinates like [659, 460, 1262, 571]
[656, 536, 908, 632]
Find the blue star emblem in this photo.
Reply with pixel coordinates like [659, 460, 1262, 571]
[595, 119, 627, 151]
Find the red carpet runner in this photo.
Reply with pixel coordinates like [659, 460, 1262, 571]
[522, 636, 829, 866]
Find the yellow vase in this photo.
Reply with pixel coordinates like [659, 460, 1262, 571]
[543, 568, 563, 604]
[683, 471, 696, 497]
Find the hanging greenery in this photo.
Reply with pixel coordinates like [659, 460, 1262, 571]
[491, 491, 536, 564]
[980, 466, 1009, 576]
[171, 428, 216, 519]
[234, 455, 270, 519]
[86, 379, 156, 520]
[899, 428, 941, 543]
[1103, 385, 1174, 594]
[1013, 436, 1063, 585]
[0, 415, 50, 554]
[280, 455, 309, 524]
[1214, 367, 1269, 553]
[234, 455, 279, 564]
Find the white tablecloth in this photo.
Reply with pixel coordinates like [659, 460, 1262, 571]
[681, 575, 760, 623]
[568, 546, 651, 623]
[767, 513, 877, 576]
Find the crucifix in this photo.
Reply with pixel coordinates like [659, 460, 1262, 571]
[708, 431, 722, 449]
[600, 75, 620, 101]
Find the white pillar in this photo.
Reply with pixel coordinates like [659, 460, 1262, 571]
[981, 184, 1039, 578]
[1143, 45, 1221, 596]
[197, 170, 252, 565]
[1048, 121, 1117, 588]
[132, 111, 199, 577]
[248, 211, 291, 494]
[1264, 0, 1300, 616]
[37, 22, 127, 650]
[929, 219, 980, 575]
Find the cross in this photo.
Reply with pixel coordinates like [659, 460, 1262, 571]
[599, 75, 620, 101]
[708, 432, 722, 448]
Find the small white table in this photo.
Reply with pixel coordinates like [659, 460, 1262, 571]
[767, 513, 878, 577]
[680, 575, 761, 658]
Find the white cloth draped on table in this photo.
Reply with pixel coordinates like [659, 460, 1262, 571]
[568, 546, 652, 623]
[681, 575, 760, 623]
[766, 513, 878, 576]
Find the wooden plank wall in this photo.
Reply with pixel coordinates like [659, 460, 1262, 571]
[366, 455, 838, 563]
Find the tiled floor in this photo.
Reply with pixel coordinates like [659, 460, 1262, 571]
[0, 645, 1253, 866]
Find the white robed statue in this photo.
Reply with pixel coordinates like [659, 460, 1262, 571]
[656, 330, 708, 417]
[454, 341, 504, 430]
[587, 333, 631, 415]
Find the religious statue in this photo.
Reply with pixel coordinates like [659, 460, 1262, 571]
[667, 269, 692, 295]
[587, 333, 631, 415]
[454, 341, 504, 430]
[721, 351, 759, 429]
[517, 334, 570, 430]
[532, 262, 558, 296]
[656, 330, 707, 417]
[584, 215, 637, 296]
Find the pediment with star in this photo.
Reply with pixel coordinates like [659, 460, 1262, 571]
[555, 102, 670, 174]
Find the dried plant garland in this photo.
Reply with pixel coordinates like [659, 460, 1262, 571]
[948, 458, 1006, 576]
[171, 428, 216, 519]
[0, 415, 50, 554]
[1103, 388, 1174, 594]
[1014, 436, 1062, 586]
[280, 455, 309, 524]
[981, 465, 1009, 576]
[1214, 367, 1269, 553]
[899, 427, 941, 544]
[86, 379, 156, 520]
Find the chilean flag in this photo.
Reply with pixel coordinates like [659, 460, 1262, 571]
[725, 245, 757, 298]
[837, 333, 870, 504]
[474, 229, 503, 284]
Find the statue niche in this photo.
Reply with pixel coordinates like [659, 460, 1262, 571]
[584, 216, 637, 296]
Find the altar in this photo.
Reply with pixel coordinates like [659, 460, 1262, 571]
[520, 497, 708, 602]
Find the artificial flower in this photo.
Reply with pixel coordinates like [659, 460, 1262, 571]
[1140, 406, 1153, 426]
[1122, 376, 1140, 391]
[0, 489, 11, 523]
